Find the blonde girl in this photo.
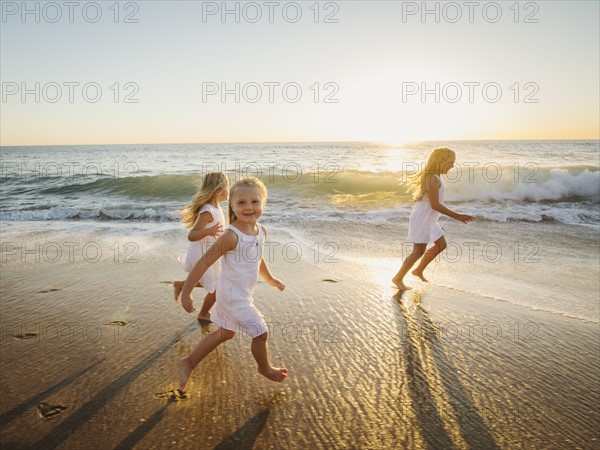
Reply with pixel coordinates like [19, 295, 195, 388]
[392, 147, 475, 290]
[174, 172, 229, 320]
[179, 177, 287, 392]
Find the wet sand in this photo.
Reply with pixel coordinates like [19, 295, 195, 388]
[1, 227, 599, 449]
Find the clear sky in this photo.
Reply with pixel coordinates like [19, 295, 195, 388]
[1, 0, 598, 145]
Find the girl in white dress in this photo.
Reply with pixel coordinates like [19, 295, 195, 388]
[174, 172, 229, 321]
[179, 177, 287, 392]
[392, 147, 475, 291]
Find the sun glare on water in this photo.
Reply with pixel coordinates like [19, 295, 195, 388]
[383, 144, 412, 173]
[354, 256, 401, 293]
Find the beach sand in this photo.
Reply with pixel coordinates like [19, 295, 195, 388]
[1, 227, 599, 449]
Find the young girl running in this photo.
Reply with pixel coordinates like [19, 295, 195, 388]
[179, 177, 287, 391]
[174, 172, 229, 321]
[392, 147, 475, 291]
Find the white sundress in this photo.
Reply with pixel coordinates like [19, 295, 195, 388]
[210, 224, 268, 339]
[407, 175, 445, 244]
[177, 203, 225, 293]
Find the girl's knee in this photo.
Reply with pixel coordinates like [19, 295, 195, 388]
[252, 332, 268, 343]
[434, 237, 447, 252]
[412, 244, 426, 257]
[222, 329, 235, 340]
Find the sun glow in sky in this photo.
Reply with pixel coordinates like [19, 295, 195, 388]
[1, 1, 598, 146]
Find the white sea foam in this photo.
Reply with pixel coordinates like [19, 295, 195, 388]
[447, 169, 600, 203]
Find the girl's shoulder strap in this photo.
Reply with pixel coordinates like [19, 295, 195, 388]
[200, 203, 216, 212]
[228, 224, 263, 242]
[258, 224, 267, 238]
[224, 225, 240, 247]
[199, 203, 218, 218]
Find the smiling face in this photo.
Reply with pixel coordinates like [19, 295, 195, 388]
[231, 185, 263, 226]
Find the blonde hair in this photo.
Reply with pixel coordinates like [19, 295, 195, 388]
[180, 172, 229, 228]
[406, 147, 456, 201]
[228, 177, 267, 224]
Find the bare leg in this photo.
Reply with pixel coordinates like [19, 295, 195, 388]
[174, 280, 203, 302]
[392, 244, 427, 290]
[412, 236, 447, 281]
[197, 291, 216, 321]
[251, 332, 288, 382]
[179, 327, 235, 391]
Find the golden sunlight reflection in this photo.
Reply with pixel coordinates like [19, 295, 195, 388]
[385, 144, 415, 172]
[386, 139, 408, 148]
[353, 256, 428, 299]
[355, 256, 402, 294]
[383, 146, 409, 172]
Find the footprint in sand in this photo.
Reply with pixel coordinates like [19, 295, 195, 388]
[410, 291, 422, 305]
[13, 332, 38, 340]
[154, 389, 188, 400]
[37, 402, 67, 419]
[159, 281, 173, 285]
[106, 320, 128, 327]
[322, 279, 338, 283]
[37, 288, 62, 293]
[393, 290, 423, 305]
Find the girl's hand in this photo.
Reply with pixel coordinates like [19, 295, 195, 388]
[207, 223, 223, 237]
[270, 278, 286, 291]
[181, 292, 196, 313]
[457, 214, 476, 224]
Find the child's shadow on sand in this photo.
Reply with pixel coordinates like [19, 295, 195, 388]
[114, 396, 269, 450]
[213, 409, 270, 450]
[393, 290, 500, 450]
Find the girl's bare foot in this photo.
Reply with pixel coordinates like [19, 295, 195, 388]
[258, 366, 288, 382]
[392, 277, 412, 291]
[411, 270, 428, 282]
[197, 314, 211, 322]
[179, 357, 192, 391]
[173, 280, 184, 301]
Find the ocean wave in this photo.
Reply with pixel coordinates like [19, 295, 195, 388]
[0, 207, 180, 222]
[6, 166, 597, 204]
[261, 203, 598, 229]
[466, 202, 600, 225]
[2, 166, 598, 226]
[2, 199, 597, 226]
[36, 173, 199, 200]
[447, 169, 600, 203]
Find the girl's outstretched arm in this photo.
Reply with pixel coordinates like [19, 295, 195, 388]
[259, 258, 285, 291]
[257, 227, 285, 291]
[180, 230, 237, 313]
[427, 175, 475, 224]
[187, 211, 222, 241]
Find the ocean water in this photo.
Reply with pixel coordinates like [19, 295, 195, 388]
[1, 140, 599, 321]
